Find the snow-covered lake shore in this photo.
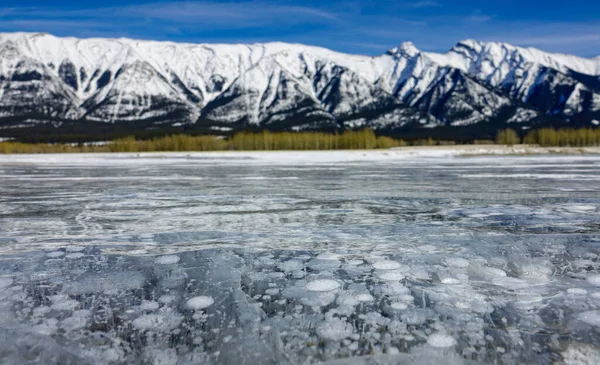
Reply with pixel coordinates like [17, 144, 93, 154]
[1, 144, 599, 166]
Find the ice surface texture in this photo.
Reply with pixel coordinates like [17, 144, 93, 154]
[0, 153, 600, 364]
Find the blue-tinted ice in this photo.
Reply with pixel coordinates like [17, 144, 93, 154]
[0, 153, 600, 364]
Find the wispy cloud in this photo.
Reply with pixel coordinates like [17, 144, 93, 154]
[1, 19, 112, 29]
[500, 33, 600, 47]
[477, 22, 600, 56]
[0, 1, 343, 41]
[464, 13, 493, 24]
[125, 1, 339, 23]
[0, 1, 598, 57]
[340, 41, 394, 51]
[404, 1, 442, 8]
[1, 2, 339, 25]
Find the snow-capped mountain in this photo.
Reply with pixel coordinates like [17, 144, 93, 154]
[0, 32, 599, 137]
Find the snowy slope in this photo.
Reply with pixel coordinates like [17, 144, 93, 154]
[426, 40, 600, 77]
[421, 40, 600, 119]
[0, 32, 599, 134]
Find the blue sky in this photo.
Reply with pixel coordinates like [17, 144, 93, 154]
[0, 0, 599, 57]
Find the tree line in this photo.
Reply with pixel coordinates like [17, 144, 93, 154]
[496, 128, 600, 147]
[2, 127, 599, 153]
[0, 130, 407, 153]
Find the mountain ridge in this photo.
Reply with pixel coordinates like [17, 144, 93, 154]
[1, 32, 599, 140]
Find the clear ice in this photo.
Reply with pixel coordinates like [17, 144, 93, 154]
[0, 153, 599, 364]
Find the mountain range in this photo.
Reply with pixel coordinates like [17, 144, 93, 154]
[1, 32, 599, 140]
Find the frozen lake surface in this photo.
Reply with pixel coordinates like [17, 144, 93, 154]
[1, 152, 600, 365]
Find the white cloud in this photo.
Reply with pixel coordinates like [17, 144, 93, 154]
[404, 1, 441, 8]
[0, 1, 598, 58]
[0, 1, 339, 25]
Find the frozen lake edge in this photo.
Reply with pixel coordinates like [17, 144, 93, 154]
[1, 145, 600, 166]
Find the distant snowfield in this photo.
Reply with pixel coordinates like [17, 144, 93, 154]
[1, 145, 599, 166]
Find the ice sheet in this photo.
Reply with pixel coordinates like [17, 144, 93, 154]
[0, 153, 599, 364]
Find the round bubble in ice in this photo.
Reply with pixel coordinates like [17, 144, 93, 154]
[66, 246, 85, 252]
[51, 300, 79, 311]
[445, 258, 469, 268]
[316, 252, 342, 261]
[372, 260, 402, 270]
[441, 277, 461, 285]
[379, 271, 405, 281]
[139, 300, 160, 311]
[159, 295, 176, 304]
[427, 333, 457, 348]
[487, 267, 507, 277]
[306, 279, 341, 292]
[317, 318, 354, 341]
[355, 293, 374, 302]
[155, 255, 180, 265]
[133, 313, 183, 331]
[391, 302, 408, 310]
[0, 278, 13, 289]
[567, 288, 588, 296]
[578, 311, 600, 327]
[346, 259, 364, 266]
[186, 296, 214, 310]
[587, 275, 600, 287]
[278, 260, 304, 272]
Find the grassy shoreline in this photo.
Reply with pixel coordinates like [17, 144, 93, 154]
[0, 130, 416, 154]
[1, 128, 600, 154]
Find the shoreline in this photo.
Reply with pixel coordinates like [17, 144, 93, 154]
[1, 145, 600, 165]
